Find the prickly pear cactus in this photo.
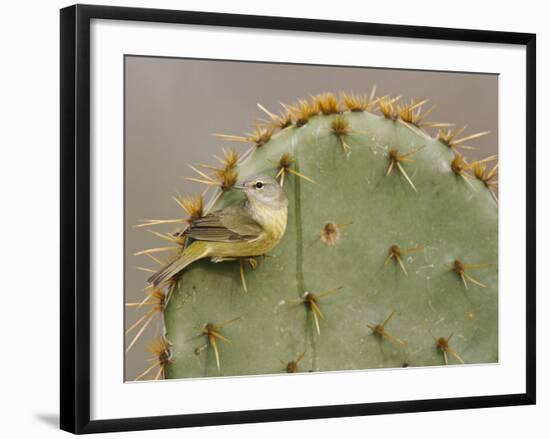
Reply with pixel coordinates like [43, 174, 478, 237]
[129, 92, 498, 380]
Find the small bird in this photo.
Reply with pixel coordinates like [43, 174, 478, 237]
[148, 174, 288, 286]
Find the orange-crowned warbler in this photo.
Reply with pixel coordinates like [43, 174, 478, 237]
[148, 174, 288, 286]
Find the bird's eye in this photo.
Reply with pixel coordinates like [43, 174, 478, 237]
[255, 181, 264, 189]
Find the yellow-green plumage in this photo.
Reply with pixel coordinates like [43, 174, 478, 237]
[148, 175, 287, 286]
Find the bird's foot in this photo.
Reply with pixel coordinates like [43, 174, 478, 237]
[246, 257, 258, 270]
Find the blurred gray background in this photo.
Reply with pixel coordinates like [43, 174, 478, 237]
[124, 55, 498, 380]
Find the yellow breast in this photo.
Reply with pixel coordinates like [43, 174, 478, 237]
[246, 203, 287, 254]
[252, 203, 288, 242]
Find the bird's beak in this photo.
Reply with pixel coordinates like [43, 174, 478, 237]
[233, 183, 246, 191]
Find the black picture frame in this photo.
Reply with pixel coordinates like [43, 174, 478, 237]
[60, 4, 536, 434]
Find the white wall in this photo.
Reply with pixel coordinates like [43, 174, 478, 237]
[0, 0, 545, 437]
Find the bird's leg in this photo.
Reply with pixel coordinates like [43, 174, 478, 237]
[247, 257, 258, 270]
[237, 257, 259, 293]
[206, 256, 258, 291]
[210, 256, 265, 292]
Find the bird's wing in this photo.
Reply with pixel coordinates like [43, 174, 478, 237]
[186, 202, 263, 242]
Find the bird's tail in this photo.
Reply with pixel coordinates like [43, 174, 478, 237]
[148, 242, 209, 286]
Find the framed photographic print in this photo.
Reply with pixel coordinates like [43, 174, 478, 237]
[60, 4, 536, 434]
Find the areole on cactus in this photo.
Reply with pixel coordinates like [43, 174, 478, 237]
[128, 91, 498, 380]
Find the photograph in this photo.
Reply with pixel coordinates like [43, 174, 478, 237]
[124, 56, 499, 381]
[0, 0, 541, 436]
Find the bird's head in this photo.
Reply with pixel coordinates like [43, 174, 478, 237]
[235, 174, 287, 208]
